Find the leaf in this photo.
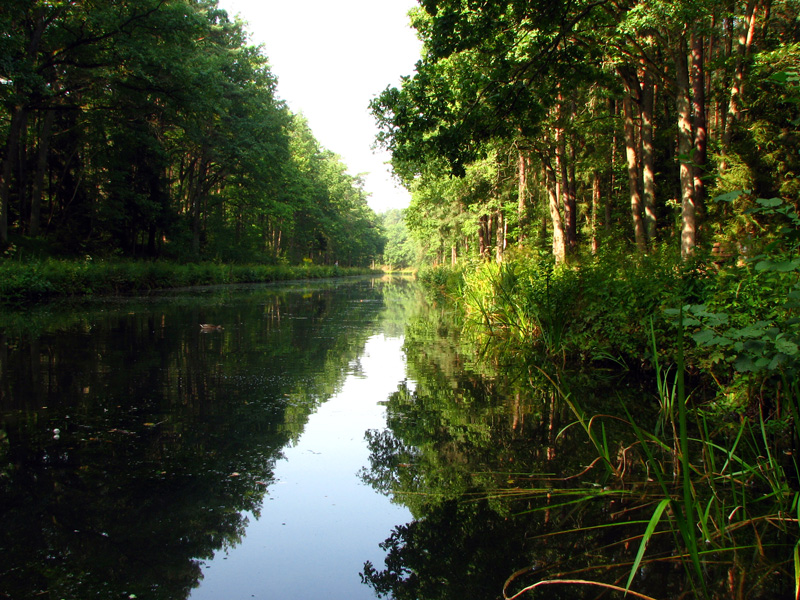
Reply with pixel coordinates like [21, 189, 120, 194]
[626, 498, 671, 593]
[713, 190, 750, 203]
[770, 71, 791, 84]
[775, 338, 799, 356]
[755, 259, 800, 272]
[692, 329, 715, 345]
[768, 354, 787, 370]
[794, 542, 800, 600]
[756, 197, 784, 208]
[737, 325, 766, 338]
[735, 356, 758, 372]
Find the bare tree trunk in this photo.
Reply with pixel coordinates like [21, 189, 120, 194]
[623, 94, 647, 251]
[567, 140, 577, 251]
[0, 108, 27, 244]
[541, 154, 566, 264]
[675, 36, 698, 259]
[478, 213, 488, 259]
[556, 127, 577, 252]
[495, 208, 504, 264]
[722, 0, 758, 158]
[1, 9, 50, 244]
[608, 99, 616, 234]
[191, 160, 207, 257]
[641, 69, 657, 244]
[692, 30, 708, 207]
[555, 97, 576, 252]
[591, 171, 600, 254]
[517, 149, 528, 246]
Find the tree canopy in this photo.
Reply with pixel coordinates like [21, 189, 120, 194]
[373, 0, 800, 264]
[1, 0, 384, 266]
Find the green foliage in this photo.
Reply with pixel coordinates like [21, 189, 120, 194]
[0, 0, 385, 266]
[381, 209, 421, 269]
[0, 259, 377, 306]
[449, 246, 693, 362]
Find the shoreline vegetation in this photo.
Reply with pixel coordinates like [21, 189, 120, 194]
[0, 258, 381, 306]
[411, 247, 800, 599]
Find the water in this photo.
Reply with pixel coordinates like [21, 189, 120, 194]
[0, 277, 419, 600]
[1, 276, 795, 600]
[191, 335, 410, 600]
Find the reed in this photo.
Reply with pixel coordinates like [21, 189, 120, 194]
[502, 307, 799, 599]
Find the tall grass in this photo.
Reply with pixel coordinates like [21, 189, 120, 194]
[503, 310, 799, 599]
[461, 260, 573, 358]
[417, 251, 798, 597]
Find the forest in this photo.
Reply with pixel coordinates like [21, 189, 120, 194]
[375, 0, 799, 266]
[1, 0, 384, 266]
[368, 1, 800, 597]
[4, 0, 800, 595]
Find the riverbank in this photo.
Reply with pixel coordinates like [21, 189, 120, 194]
[414, 248, 800, 598]
[0, 258, 381, 305]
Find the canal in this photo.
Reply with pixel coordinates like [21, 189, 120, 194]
[1, 275, 795, 599]
[0, 277, 418, 599]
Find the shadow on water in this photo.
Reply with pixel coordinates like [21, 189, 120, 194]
[0, 276, 421, 600]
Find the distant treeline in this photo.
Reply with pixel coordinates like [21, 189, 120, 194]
[0, 259, 380, 305]
[1, 0, 384, 265]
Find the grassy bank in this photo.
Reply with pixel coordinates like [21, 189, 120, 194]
[418, 246, 800, 597]
[0, 258, 380, 305]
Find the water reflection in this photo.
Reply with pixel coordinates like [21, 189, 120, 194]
[361, 299, 796, 600]
[0, 277, 420, 600]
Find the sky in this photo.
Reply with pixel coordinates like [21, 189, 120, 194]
[216, 0, 422, 214]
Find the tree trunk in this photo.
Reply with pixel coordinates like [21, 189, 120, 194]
[591, 171, 600, 254]
[517, 149, 528, 246]
[0, 107, 28, 245]
[495, 208, 504, 264]
[541, 154, 566, 264]
[1, 8, 50, 244]
[722, 0, 758, 158]
[30, 108, 56, 237]
[555, 123, 577, 252]
[641, 69, 657, 244]
[691, 31, 708, 207]
[623, 94, 647, 251]
[675, 36, 698, 259]
[478, 213, 488, 259]
[567, 141, 577, 251]
[608, 99, 616, 234]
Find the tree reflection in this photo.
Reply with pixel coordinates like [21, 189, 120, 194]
[0, 278, 408, 599]
[361, 303, 795, 600]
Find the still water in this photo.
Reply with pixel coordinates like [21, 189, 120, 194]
[0, 277, 419, 600]
[2, 276, 795, 600]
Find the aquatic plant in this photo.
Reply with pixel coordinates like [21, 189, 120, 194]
[500, 310, 799, 600]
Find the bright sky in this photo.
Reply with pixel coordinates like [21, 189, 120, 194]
[217, 0, 422, 214]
